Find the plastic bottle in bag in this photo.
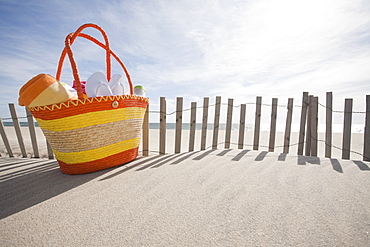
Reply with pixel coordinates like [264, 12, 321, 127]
[134, 85, 146, 97]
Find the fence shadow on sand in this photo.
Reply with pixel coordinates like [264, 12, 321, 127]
[1, 148, 369, 220]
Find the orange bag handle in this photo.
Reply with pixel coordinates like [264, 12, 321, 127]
[56, 23, 133, 99]
[74, 32, 133, 95]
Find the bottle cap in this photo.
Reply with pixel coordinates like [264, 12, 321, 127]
[134, 85, 146, 92]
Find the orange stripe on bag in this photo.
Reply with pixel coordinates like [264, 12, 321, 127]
[57, 148, 139, 175]
[30, 95, 148, 120]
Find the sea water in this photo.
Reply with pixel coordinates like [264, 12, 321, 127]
[2, 122, 365, 133]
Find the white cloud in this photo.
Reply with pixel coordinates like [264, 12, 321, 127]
[0, 0, 369, 125]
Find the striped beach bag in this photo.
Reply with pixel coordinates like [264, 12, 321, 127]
[28, 23, 148, 175]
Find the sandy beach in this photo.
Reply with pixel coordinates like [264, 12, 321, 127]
[1, 126, 369, 246]
[0, 126, 366, 161]
[1, 149, 370, 246]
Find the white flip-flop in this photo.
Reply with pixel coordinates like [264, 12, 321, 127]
[109, 74, 125, 95]
[86, 72, 113, 97]
[96, 82, 113, 97]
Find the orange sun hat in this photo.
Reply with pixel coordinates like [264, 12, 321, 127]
[19, 73, 77, 107]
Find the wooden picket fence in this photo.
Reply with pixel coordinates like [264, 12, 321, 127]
[141, 92, 370, 161]
[1, 92, 369, 161]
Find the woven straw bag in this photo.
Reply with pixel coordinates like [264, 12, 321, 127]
[28, 23, 149, 175]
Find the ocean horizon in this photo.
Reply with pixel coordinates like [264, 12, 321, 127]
[2, 122, 365, 133]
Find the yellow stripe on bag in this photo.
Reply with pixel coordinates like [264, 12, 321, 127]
[53, 137, 141, 164]
[36, 107, 146, 131]
[43, 118, 142, 153]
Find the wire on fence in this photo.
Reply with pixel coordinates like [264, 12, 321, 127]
[1, 99, 367, 120]
[147, 100, 367, 116]
[318, 102, 366, 114]
[1, 116, 28, 121]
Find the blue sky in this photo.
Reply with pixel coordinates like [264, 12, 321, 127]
[0, 0, 369, 125]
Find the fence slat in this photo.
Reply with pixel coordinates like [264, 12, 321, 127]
[253, 96, 262, 150]
[212, 96, 221, 149]
[159, 97, 166, 155]
[342, 98, 352, 160]
[175, 97, 183, 154]
[325, 92, 333, 158]
[200, 97, 209, 150]
[283, 98, 294, 154]
[269, 98, 278, 152]
[364, 95, 370, 161]
[46, 140, 54, 159]
[142, 103, 149, 156]
[9, 103, 27, 158]
[224, 98, 233, 149]
[305, 95, 313, 156]
[310, 97, 318, 157]
[0, 118, 13, 157]
[189, 102, 197, 152]
[298, 92, 309, 155]
[26, 108, 39, 158]
[238, 104, 246, 149]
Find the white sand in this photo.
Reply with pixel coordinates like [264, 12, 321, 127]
[150, 129, 365, 160]
[1, 126, 370, 246]
[0, 126, 366, 160]
[1, 150, 369, 246]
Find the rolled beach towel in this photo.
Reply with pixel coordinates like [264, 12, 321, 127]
[19, 74, 77, 107]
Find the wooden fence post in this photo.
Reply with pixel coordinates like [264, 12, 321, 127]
[310, 97, 318, 157]
[269, 98, 278, 152]
[342, 98, 352, 160]
[298, 92, 309, 155]
[142, 103, 149, 156]
[364, 95, 370, 161]
[26, 108, 39, 158]
[325, 92, 332, 158]
[224, 98, 233, 149]
[0, 118, 13, 157]
[238, 104, 246, 149]
[253, 96, 262, 150]
[189, 102, 197, 152]
[46, 140, 54, 159]
[9, 103, 27, 158]
[159, 97, 166, 155]
[200, 97, 209, 150]
[283, 98, 294, 154]
[305, 95, 312, 156]
[175, 97, 183, 154]
[212, 96, 221, 149]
